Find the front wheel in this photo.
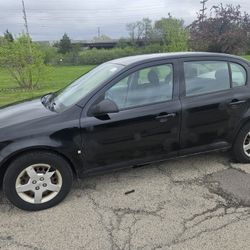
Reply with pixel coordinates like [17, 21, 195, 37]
[3, 151, 73, 211]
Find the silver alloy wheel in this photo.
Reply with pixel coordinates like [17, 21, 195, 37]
[243, 132, 250, 157]
[15, 164, 62, 204]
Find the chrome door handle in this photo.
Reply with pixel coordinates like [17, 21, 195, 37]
[229, 100, 247, 106]
[155, 113, 176, 120]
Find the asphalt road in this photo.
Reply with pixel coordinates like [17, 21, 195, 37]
[1, 152, 250, 250]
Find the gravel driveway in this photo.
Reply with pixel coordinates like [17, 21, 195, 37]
[1, 152, 250, 250]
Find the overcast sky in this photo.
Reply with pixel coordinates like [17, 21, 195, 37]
[1, 0, 249, 41]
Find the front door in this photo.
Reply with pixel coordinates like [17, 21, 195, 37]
[80, 61, 181, 171]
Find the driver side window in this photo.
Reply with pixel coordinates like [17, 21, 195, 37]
[105, 64, 173, 110]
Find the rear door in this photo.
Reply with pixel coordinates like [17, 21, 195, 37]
[179, 57, 250, 153]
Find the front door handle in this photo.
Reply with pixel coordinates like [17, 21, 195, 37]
[155, 113, 176, 120]
[229, 99, 247, 106]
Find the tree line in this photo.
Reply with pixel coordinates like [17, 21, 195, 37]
[56, 4, 250, 55]
[125, 4, 250, 54]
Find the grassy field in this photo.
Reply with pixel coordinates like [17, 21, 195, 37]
[0, 55, 249, 107]
[0, 65, 94, 107]
[244, 55, 250, 61]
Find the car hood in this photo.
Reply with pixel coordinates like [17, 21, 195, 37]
[0, 98, 55, 129]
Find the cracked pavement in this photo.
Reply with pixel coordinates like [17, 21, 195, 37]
[1, 152, 250, 249]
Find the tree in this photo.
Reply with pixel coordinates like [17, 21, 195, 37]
[39, 43, 59, 64]
[189, 4, 250, 54]
[142, 18, 154, 44]
[127, 18, 154, 45]
[116, 38, 131, 48]
[4, 30, 14, 42]
[0, 34, 47, 89]
[58, 33, 72, 54]
[247, 32, 250, 54]
[127, 22, 137, 44]
[154, 15, 189, 52]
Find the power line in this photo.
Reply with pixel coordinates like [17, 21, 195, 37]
[2, 5, 167, 13]
[5, 4, 166, 11]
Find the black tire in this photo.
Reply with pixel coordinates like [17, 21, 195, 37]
[3, 151, 73, 211]
[233, 123, 250, 163]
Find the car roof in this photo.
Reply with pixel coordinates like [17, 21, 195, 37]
[110, 52, 250, 66]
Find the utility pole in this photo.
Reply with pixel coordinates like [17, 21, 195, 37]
[200, 0, 208, 22]
[21, 0, 30, 37]
[21, 0, 33, 84]
[21, 0, 32, 54]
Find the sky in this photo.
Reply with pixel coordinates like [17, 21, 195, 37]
[0, 0, 250, 41]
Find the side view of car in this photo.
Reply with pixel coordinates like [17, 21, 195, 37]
[0, 52, 250, 211]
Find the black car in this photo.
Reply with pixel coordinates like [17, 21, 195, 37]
[0, 52, 250, 211]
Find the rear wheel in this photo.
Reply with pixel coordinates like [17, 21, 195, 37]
[233, 123, 250, 163]
[3, 151, 73, 211]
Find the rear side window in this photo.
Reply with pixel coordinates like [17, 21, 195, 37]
[230, 63, 247, 87]
[184, 61, 230, 96]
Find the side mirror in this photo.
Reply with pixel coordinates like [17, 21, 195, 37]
[90, 99, 119, 116]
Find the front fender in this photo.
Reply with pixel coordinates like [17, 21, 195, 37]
[0, 135, 84, 176]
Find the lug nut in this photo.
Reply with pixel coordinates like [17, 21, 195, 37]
[43, 183, 47, 187]
[40, 177, 44, 181]
[35, 186, 40, 190]
[32, 180, 37, 184]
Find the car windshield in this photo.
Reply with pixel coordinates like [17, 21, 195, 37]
[51, 63, 124, 112]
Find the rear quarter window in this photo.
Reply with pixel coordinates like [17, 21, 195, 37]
[230, 63, 247, 87]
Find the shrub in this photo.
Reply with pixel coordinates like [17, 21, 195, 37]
[0, 34, 47, 89]
[77, 47, 137, 65]
[53, 45, 169, 66]
[40, 43, 184, 66]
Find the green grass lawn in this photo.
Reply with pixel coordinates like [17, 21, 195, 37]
[243, 55, 250, 61]
[0, 65, 94, 107]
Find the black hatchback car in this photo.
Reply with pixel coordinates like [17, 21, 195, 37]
[0, 52, 250, 211]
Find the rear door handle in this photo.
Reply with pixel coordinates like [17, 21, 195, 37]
[155, 113, 176, 120]
[229, 99, 247, 106]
